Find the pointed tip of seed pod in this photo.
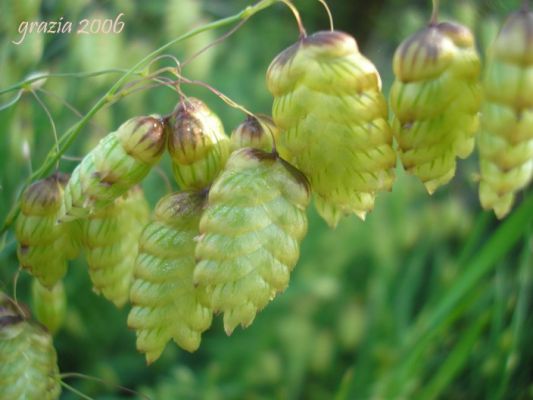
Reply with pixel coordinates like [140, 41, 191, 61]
[494, 204, 511, 220]
[224, 324, 235, 336]
[355, 211, 367, 221]
[425, 185, 437, 195]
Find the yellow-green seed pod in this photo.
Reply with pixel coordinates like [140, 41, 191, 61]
[15, 173, 78, 288]
[478, 8, 533, 218]
[0, 293, 61, 400]
[81, 187, 150, 307]
[128, 191, 212, 363]
[266, 31, 396, 227]
[31, 280, 66, 335]
[167, 98, 230, 190]
[230, 114, 279, 152]
[61, 115, 165, 221]
[194, 148, 310, 335]
[390, 21, 482, 194]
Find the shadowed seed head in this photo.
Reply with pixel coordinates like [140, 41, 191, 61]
[20, 175, 64, 216]
[394, 21, 473, 82]
[168, 98, 227, 165]
[493, 8, 533, 65]
[231, 114, 278, 151]
[154, 191, 205, 224]
[117, 115, 166, 164]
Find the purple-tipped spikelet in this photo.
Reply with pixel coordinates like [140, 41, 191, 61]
[266, 31, 396, 227]
[230, 114, 279, 152]
[390, 21, 481, 194]
[15, 173, 79, 288]
[61, 115, 165, 221]
[167, 98, 230, 190]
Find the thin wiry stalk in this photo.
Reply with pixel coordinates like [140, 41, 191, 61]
[0, 0, 282, 235]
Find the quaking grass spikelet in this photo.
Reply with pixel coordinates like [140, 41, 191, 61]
[15, 173, 78, 288]
[128, 191, 212, 363]
[390, 20, 481, 194]
[167, 98, 230, 190]
[61, 115, 165, 221]
[478, 6, 533, 218]
[267, 31, 396, 227]
[0, 293, 61, 400]
[81, 186, 149, 307]
[194, 148, 310, 334]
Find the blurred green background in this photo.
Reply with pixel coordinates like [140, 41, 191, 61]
[1, 0, 532, 399]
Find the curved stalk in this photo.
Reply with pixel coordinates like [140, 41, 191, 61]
[0, 0, 281, 235]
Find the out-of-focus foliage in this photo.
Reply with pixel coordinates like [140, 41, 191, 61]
[0, 0, 532, 399]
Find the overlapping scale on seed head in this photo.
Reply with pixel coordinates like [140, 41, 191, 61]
[266, 31, 396, 227]
[81, 186, 149, 307]
[168, 98, 230, 190]
[390, 21, 481, 194]
[0, 293, 61, 400]
[31, 279, 66, 335]
[128, 191, 212, 364]
[230, 114, 279, 152]
[15, 173, 78, 288]
[478, 8, 533, 218]
[61, 115, 165, 221]
[193, 148, 310, 335]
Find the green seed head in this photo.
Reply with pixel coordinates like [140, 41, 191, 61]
[194, 148, 310, 335]
[81, 187, 150, 307]
[393, 22, 474, 82]
[267, 30, 396, 226]
[16, 173, 75, 289]
[168, 98, 230, 190]
[390, 21, 481, 194]
[478, 8, 533, 218]
[129, 191, 211, 363]
[116, 115, 166, 164]
[61, 115, 165, 221]
[20, 173, 67, 216]
[0, 292, 61, 399]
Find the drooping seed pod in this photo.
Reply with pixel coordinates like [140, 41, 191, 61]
[230, 114, 279, 152]
[0, 293, 61, 400]
[478, 7, 533, 218]
[194, 148, 310, 335]
[81, 186, 149, 307]
[390, 20, 481, 194]
[61, 115, 165, 221]
[31, 279, 66, 335]
[167, 98, 230, 190]
[267, 31, 396, 226]
[15, 173, 78, 288]
[128, 191, 212, 363]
